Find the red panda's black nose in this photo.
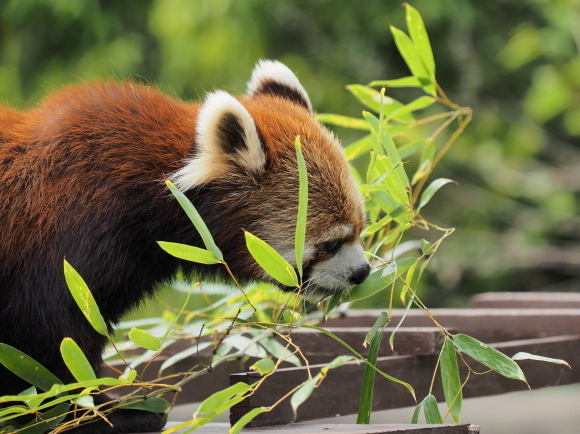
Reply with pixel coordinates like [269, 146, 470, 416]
[349, 263, 371, 285]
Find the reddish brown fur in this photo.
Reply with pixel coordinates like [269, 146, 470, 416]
[0, 75, 364, 432]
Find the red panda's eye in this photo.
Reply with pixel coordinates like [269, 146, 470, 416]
[323, 239, 344, 255]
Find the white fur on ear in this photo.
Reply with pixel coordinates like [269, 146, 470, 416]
[246, 60, 312, 113]
[171, 91, 265, 191]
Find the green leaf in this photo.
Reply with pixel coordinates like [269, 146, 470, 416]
[323, 355, 356, 370]
[440, 338, 462, 423]
[157, 241, 221, 264]
[63, 260, 109, 337]
[368, 76, 422, 88]
[258, 336, 302, 367]
[345, 134, 375, 161]
[344, 257, 416, 303]
[123, 397, 171, 413]
[511, 352, 571, 368]
[390, 25, 436, 95]
[291, 374, 320, 415]
[405, 3, 436, 76]
[302, 325, 415, 399]
[387, 96, 435, 121]
[316, 113, 371, 130]
[411, 401, 423, 423]
[325, 290, 344, 315]
[229, 407, 268, 434]
[363, 214, 394, 235]
[453, 334, 527, 383]
[250, 359, 276, 375]
[0, 343, 62, 392]
[19, 403, 69, 434]
[418, 178, 456, 210]
[364, 312, 390, 346]
[357, 328, 383, 424]
[295, 136, 308, 279]
[398, 138, 432, 160]
[165, 180, 223, 261]
[72, 395, 95, 409]
[128, 328, 162, 352]
[196, 382, 252, 416]
[282, 310, 303, 324]
[244, 231, 299, 287]
[60, 338, 96, 382]
[119, 369, 138, 384]
[411, 139, 435, 185]
[423, 394, 444, 424]
[348, 85, 412, 122]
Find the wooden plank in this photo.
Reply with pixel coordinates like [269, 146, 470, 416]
[230, 335, 580, 427]
[285, 327, 449, 364]
[153, 422, 480, 433]
[470, 292, 580, 309]
[323, 309, 580, 342]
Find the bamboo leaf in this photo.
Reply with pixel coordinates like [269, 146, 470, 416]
[60, 338, 96, 382]
[345, 257, 416, 303]
[348, 85, 413, 122]
[345, 134, 375, 161]
[387, 96, 435, 121]
[128, 328, 162, 352]
[357, 328, 383, 424]
[440, 338, 462, 423]
[453, 334, 527, 383]
[418, 178, 456, 210]
[316, 113, 370, 130]
[398, 138, 432, 160]
[157, 242, 221, 264]
[405, 3, 436, 76]
[295, 136, 308, 279]
[19, 403, 69, 434]
[245, 231, 299, 287]
[302, 325, 415, 399]
[0, 343, 62, 392]
[423, 394, 444, 424]
[195, 382, 252, 417]
[290, 374, 320, 416]
[250, 359, 276, 375]
[369, 76, 422, 88]
[64, 260, 109, 337]
[364, 312, 390, 346]
[228, 407, 268, 434]
[165, 180, 223, 261]
[511, 352, 571, 368]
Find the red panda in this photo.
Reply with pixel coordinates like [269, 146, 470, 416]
[0, 61, 369, 433]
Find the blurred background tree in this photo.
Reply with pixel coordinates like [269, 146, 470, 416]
[1, 0, 578, 307]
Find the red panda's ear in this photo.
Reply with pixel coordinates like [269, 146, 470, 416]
[246, 60, 313, 114]
[171, 91, 265, 191]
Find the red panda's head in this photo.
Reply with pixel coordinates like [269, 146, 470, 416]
[171, 60, 370, 299]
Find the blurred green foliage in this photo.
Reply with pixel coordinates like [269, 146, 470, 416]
[1, 0, 578, 307]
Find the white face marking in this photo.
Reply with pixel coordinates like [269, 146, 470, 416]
[308, 241, 369, 294]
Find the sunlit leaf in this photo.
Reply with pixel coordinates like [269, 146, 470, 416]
[128, 327, 162, 352]
[244, 231, 299, 287]
[440, 338, 462, 423]
[398, 138, 432, 160]
[19, 403, 69, 434]
[405, 3, 436, 76]
[159, 342, 212, 373]
[250, 359, 276, 375]
[317, 113, 370, 130]
[72, 395, 95, 409]
[165, 180, 223, 261]
[368, 76, 422, 88]
[282, 310, 303, 324]
[60, 338, 96, 382]
[453, 334, 527, 383]
[295, 136, 308, 279]
[390, 25, 436, 95]
[364, 312, 390, 346]
[387, 96, 435, 121]
[64, 260, 109, 337]
[345, 134, 375, 161]
[157, 242, 221, 264]
[348, 85, 413, 122]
